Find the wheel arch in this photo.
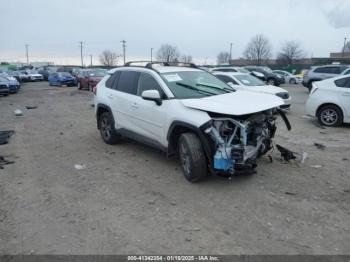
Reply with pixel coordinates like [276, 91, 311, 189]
[166, 121, 214, 163]
[96, 103, 113, 129]
[316, 103, 344, 120]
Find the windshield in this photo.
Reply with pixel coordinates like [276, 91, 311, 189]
[161, 70, 234, 99]
[89, 70, 107, 77]
[235, 74, 265, 86]
[261, 67, 273, 73]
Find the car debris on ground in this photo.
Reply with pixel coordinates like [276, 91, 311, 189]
[314, 143, 326, 150]
[74, 164, 86, 170]
[25, 106, 38, 110]
[0, 130, 15, 145]
[0, 156, 15, 169]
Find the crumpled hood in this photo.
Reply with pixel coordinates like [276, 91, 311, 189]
[181, 90, 284, 115]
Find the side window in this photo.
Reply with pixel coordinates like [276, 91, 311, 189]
[315, 67, 340, 74]
[105, 72, 120, 89]
[137, 73, 164, 96]
[216, 75, 238, 85]
[115, 71, 140, 95]
[335, 77, 350, 88]
[343, 69, 350, 75]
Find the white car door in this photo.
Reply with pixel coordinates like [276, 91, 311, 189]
[128, 72, 168, 143]
[335, 76, 350, 118]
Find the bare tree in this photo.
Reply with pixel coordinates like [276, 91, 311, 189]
[156, 44, 180, 62]
[180, 55, 193, 63]
[99, 50, 118, 66]
[243, 34, 272, 65]
[277, 40, 305, 64]
[216, 52, 230, 64]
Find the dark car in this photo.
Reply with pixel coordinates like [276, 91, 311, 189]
[76, 69, 107, 91]
[0, 78, 10, 96]
[48, 72, 76, 87]
[244, 66, 285, 86]
[0, 75, 20, 93]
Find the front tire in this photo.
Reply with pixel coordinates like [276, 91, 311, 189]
[99, 112, 122, 144]
[289, 78, 296, 84]
[178, 133, 207, 183]
[317, 105, 343, 127]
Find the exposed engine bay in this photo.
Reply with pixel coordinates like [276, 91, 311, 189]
[203, 109, 289, 174]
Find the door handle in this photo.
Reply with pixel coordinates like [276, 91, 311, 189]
[131, 102, 139, 109]
[342, 92, 350, 96]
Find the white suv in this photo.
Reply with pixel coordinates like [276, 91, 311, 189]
[94, 62, 288, 182]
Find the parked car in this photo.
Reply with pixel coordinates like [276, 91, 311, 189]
[0, 78, 10, 96]
[306, 75, 350, 127]
[6, 70, 27, 82]
[302, 64, 350, 91]
[57, 66, 81, 77]
[0, 74, 20, 93]
[37, 67, 57, 81]
[95, 62, 289, 183]
[76, 69, 107, 91]
[211, 67, 266, 81]
[213, 72, 291, 110]
[244, 66, 285, 86]
[273, 70, 302, 84]
[48, 72, 76, 87]
[26, 70, 44, 81]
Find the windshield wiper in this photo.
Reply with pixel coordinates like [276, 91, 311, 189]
[175, 82, 217, 95]
[196, 83, 233, 93]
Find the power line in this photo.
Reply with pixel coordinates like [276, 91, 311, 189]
[121, 40, 126, 65]
[79, 41, 84, 67]
[25, 44, 29, 64]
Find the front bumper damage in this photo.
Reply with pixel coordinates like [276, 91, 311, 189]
[201, 109, 291, 175]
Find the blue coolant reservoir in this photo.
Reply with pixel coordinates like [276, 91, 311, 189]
[213, 149, 233, 171]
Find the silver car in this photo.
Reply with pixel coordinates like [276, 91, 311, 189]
[302, 64, 350, 91]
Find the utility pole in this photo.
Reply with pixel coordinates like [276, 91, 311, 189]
[25, 44, 29, 64]
[151, 48, 153, 62]
[121, 40, 126, 65]
[90, 54, 93, 67]
[229, 42, 233, 62]
[79, 41, 84, 67]
[342, 37, 347, 60]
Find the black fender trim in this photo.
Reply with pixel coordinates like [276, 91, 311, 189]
[277, 109, 291, 131]
[96, 103, 113, 129]
[167, 121, 214, 165]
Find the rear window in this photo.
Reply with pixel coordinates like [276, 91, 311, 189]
[105, 72, 120, 89]
[116, 71, 140, 95]
[335, 77, 350, 88]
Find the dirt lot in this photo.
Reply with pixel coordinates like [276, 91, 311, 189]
[0, 82, 349, 255]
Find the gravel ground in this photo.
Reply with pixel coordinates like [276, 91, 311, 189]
[0, 82, 349, 255]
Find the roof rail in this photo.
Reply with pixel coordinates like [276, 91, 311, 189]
[124, 61, 199, 70]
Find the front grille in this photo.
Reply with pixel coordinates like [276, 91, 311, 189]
[0, 84, 8, 89]
[276, 92, 289, 99]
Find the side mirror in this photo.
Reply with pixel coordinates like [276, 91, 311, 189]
[141, 90, 162, 106]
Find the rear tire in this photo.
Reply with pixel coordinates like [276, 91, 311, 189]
[178, 133, 207, 183]
[99, 112, 122, 144]
[317, 105, 343, 127]
[289, 78, 296, 84]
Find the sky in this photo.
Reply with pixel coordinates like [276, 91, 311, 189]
[1, 0, 350, 65]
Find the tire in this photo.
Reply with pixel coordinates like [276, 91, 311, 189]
[317, 105, 343, 127]
[98, 112, 122, 144]
[289, 78, 296, 84]
[307, 81, 314, 92]
[267, 78, 276, 86]
[178, 133, 207, 183]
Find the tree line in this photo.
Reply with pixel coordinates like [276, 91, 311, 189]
[98, 34, 308, 66]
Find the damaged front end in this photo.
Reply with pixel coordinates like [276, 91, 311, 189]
[202, 109, 289, 175]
